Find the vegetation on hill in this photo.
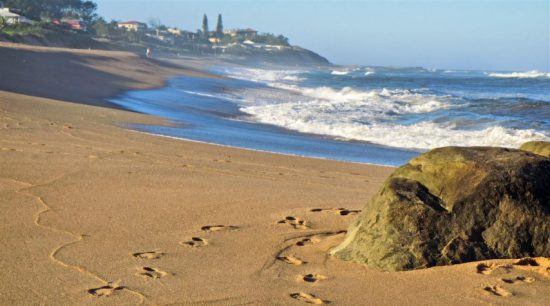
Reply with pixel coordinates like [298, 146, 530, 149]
[3, 0, 97, 22]
[0, 1, 329, 65]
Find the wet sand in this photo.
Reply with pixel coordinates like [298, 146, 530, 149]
[0, 43, 548, 305]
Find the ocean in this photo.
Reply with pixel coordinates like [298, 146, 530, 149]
[111, 64, 549, 166]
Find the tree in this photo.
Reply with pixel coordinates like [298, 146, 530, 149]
[79, 1, 97, 23]
[215, 14, 223, 37]
[0, 17, 7, 31]
[92, 17, 108, 37]
[201, 14, 208, 38]
[3, 0, 98, 22]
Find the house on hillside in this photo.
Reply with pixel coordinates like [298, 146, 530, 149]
[117, 21, 147, 32]
[167, 27, 182, 36]
[0, 7, 34, 24]
[62, 19, 86, 31]
[180, 30, 197, 40]
[208, 37, 220, 44]
[225, 28, 258, 38]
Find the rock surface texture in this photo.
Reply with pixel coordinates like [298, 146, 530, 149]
[331, 147, 550, 271]
[520, 141, 550, 157]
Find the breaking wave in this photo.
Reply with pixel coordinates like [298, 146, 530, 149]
[487, 70, 549, 79]
[222, 66, 549, 150]
[239, 92, 547, 150]
[331, 70, 349, 75]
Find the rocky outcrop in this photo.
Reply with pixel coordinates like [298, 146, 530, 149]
[331, 147, 550, 271]
[520, 141, 550, 157]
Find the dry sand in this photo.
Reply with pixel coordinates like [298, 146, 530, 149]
[0, 43, 548, 305]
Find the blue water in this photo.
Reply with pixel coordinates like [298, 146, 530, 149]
[111, 65, 549, 166]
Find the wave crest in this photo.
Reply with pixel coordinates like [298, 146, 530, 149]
[242, 101, 548, 150]
[488, 70, 549, 79]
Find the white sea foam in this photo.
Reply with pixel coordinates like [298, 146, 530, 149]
[222, 66, 549, 150]
[225, 67, 305, 83]
[242, 101, 548, 150]
[487, 70, 550, 79]
[331, 70, 349, 75]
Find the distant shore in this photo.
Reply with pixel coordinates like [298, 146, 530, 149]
[1, 43, 548, 305]
[0, 42, 219, 109]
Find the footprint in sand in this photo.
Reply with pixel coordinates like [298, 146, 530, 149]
[290, 292, 329, 304]
[295, 231, 346, 247]
[477, 257, 549, 278]
[514, 257, 550, 277]
[301, 273, 327, 283]
[278, 216, 309, 230]
[296, 237, 322, 247]
[88, 284, 124, 297]
[201, 225, 239, 232]
[137, 266, 167, 279]
[181, 237, 209, 247]
[310, 208, 361, 216]
[277, 255, 306, 266]
[502, 276, 535, 284]
[483, 285, 512, 297]
[476, 262, 513, 275]
[132, 251, 164, 260]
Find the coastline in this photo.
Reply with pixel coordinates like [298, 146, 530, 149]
[1, 43, 548, 305]
[133, 129, 400, 168]
[111, 75, 419, 166]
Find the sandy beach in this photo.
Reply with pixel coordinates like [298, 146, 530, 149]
[0, 43, 548, 305]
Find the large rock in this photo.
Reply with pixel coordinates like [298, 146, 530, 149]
[331, 147, 550, 271]
[520, 141, 550, 157]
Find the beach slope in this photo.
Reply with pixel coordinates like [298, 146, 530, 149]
[0, 43, 548, 305]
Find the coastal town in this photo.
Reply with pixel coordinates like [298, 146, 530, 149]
[0, 2, 293, 56]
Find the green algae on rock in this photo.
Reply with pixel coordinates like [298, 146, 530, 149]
[331, 147, 550, 271]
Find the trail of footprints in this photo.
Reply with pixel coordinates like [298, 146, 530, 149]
[87, 224, 239, 298]
[477, 257, 549, 298]
[84, 207, 356, 303]
[78, 204, 547, 304]
[273, 207, 358, 304]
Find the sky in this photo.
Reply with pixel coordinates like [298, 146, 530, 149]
[95, 0, 549, 71]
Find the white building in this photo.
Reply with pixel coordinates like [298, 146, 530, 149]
[167, 27, 181, 36]
[0, 8, 34, 25]
[117, 21, 147, 32]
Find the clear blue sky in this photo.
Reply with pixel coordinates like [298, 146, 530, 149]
[95, 0, 549, 71]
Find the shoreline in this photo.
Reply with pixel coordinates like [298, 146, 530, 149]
[133, 129, 399, 168]
[112, 74, 419, 166]
[1, 43, 548, 305]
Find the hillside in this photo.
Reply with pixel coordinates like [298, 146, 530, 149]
[0, 27, 330, 67]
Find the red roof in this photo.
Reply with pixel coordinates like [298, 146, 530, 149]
[63, 19, 84, 30]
